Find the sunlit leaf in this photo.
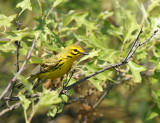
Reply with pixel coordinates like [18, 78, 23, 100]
[17, 75, 33, 94]
[16, 0, 32, 16]
[37, 89, 62, 108]
[148, 0, 160, 12]
[47, 106, 57, 117]
[124, 11, 139, 42]
[89, 77, 103, 91]
[18, 92, 31, 110]
[0, 14, 16, 29]
[28, 56, 43, 64]
[62, 10, 75, 27]
[61, 94, 68, 102]
[53, 0, 64, 8]
[128, 61, 147, 83]
[80, 49, 101, 62]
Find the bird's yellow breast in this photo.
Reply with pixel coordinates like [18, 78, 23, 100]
[37, 59, 73, 80]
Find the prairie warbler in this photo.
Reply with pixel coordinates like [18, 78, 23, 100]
[17, 44, 88, 88]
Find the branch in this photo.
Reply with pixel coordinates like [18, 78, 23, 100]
[0, 102, 21, 117]
[9, 21, 22, 98]
[1, 94, 39, 101]
[0, 39, 36, 100]
[64, 29, 158, 92]
[124, 28, 143, 61]
[125, 29, 158, 61]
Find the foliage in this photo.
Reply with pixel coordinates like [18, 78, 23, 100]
[0, 0, 160, 123]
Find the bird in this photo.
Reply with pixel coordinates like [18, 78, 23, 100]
[16, 44, 88, 89]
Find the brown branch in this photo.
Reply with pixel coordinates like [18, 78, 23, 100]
[124, 28, 143, 61]
[0, 102, 21, 117]
[1, 94, 39, 101]
[125, 29, 158, 61]
[64, 29, 158, 92]
[9, 21, 22, 98]
[0, 39, 36, 100]
[15, 21, 21, 72]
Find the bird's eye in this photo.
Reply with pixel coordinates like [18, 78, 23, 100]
[73, 49, 78, 52]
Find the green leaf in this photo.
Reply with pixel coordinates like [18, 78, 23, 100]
[53, 0, 64, 8]
[16, 0, 32, 16]
[124, 11, 139, 42]
[152, 90, 160, 108]
[6, 28, 31, 44]
[73, 12, 97, 31]
[98, 11, 114, 20]
[148, 0, 160, 12]
[89, 77, 103, 91]
[57, 104, 64, 113]
[18, 92, 31, 110]
[47, 106, 58, 117]
[79, 49, 101, 62]
[17, 75, 33, 94]
[128, 61, 147, 83]
[146, 104, 160, 120]
[140, 4, 147, 21]
[74, 12, 89, 27]
[37, 89, 62, 108]
[61, 94, 68, 102]
[0, 14, 16, 29]
[62, 10, 75, 27]
[89, 33, 104, 48]
[0, 43, 16, 52]
[28, 56, 43, 64]
[98, 49, 119, 63]
[65, 78, 75, 87]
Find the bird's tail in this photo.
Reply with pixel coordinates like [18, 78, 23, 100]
[15, 82, 24, 89]
[15, 77, 42, 89]
[15, 76, 32, 89]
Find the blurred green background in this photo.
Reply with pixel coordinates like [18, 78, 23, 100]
[0, 0, 160, 123]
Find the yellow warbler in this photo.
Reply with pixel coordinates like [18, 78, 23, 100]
[17, 44, 88, 88]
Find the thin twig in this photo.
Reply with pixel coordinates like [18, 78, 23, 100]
[0, 102, 21, 117]
[0, 93, 40, 117]
[8, 21, 22, 98]
[1, 94, 39, 101]
[15, 41, 20, 72]
[124, 28, 143, 61]
[0, 39, 36, 100]
[126, 29, 158, 61]
[139, 29, 158, 46]
[63, 70, 75, 88]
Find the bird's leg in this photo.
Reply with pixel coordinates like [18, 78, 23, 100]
[60, 77, 64, 88]
[32, 79, 43, 89]
[23, 79, 43, 95]
[63, 70, 75, 89]
[64, 93, 82, 101]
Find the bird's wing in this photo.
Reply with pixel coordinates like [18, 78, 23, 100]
[30, 55, 60, 76]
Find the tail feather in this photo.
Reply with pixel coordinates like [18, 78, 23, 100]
[15, 82, 24, 89]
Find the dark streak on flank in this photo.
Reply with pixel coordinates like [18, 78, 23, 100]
[51, 62, 65, 71]
[67, 55, 72, 58]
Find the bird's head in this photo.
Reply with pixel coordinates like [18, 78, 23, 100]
[61, 44, 88, 59]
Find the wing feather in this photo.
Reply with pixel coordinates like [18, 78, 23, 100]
[30, 55, 60, 77]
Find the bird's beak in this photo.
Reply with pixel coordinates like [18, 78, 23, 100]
[82, 51, 89, 55]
